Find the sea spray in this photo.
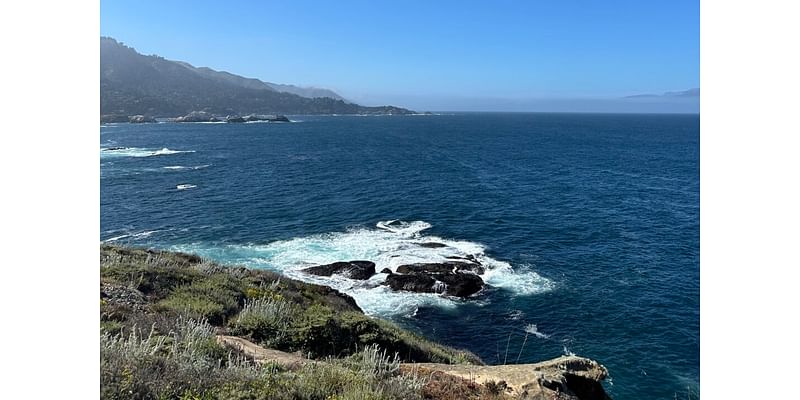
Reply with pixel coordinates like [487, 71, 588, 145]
[169, 220, 553, 317]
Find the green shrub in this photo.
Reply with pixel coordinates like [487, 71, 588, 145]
[230, 297, 300, 346]
[156, 274, 245, 325]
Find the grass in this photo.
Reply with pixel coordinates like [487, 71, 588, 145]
[100, 245, 501, 399]
[101, 315, 425, 400]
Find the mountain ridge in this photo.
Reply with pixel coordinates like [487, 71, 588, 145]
[624, 88, 699, 99]
[100, 37, 410, 117]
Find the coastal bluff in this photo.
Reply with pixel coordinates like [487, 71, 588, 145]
[100, 245, 611, 399]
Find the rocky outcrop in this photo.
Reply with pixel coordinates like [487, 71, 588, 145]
[407, 355, 611, 400]
[396, 261, 485, 275]
[385, 273, 438, 293]
[384, 261, 486, 297]
[100, 282, 148, 312]
[244, 114, 290, 122]
[100, 114, 130, 123]
[175, 111, 220, 122]
[438, 273, 484, 297]
[225, 115, 246, 123]
[128, 115, 156, 123]
[303, 261, 376, 280]
[385, 269, 484, 297]
[215, 334, 612, 400]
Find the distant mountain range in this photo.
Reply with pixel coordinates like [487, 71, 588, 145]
[624, 88, 700, 99]
[100, 37, 411, 117]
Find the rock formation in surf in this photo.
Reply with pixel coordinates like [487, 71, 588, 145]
[302, 261, 376, 280]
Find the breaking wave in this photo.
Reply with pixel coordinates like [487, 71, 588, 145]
[100, 147, 195, 159]
[169, 220, 553, 317]
[163, 164, 210, 170]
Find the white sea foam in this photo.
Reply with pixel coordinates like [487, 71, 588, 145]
[176, 184, 197, 190]
[524, 324, 551, 339]
[170, 220, 553, 317]
[103, 230, 160, 243]
[163, 164, 210, 170]
[507, 310, 525, 320]
[100, 147, 195, 159]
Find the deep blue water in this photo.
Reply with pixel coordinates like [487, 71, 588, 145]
[100, 113, 699, 399]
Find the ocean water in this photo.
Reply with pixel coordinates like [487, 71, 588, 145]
[100, 113, 699, 399]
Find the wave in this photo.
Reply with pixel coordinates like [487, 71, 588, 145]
[103, 230, 160, 243]
[176, 184, 197, 190]
[524, 324, 551, 339]
[163, 164, 211, 170]
[169, 220, 553, 317]
[100, 147, 195, 159]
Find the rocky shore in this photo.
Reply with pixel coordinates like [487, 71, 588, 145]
[100, 245, 611, 399]
[100, 111, 291, 124]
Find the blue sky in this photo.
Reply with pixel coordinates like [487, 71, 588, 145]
[101, 0, 699, 111]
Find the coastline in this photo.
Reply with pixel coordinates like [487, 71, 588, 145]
[100, 244, 612, 399]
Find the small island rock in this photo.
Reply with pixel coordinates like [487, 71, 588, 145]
[303, 261, 376, 280]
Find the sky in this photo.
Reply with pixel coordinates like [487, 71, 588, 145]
[100, 0, 699, 112]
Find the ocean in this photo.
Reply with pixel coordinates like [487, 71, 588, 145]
[100, 113, 699, 399]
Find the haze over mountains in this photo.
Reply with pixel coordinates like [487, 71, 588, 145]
[624, 88, 700, 99]
[100, 37, 411, 117]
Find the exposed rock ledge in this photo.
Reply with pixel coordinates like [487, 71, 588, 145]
[217, 335, 611, 400]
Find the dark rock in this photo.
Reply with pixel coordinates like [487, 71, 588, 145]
[244, 114, 291, 122]
[380, 268, 393, 274]
[396, 262, 484, 275]
[100, 114, 130, 124]
[385, 273, 437, 293]
[226, 115, 246, 123]
[100, 282, 148, 311]
[438, 273, 484, 297]
[315, 285, 362, 313]
[384, 269, 484, 298]
[445, 254, 481, 264]
[416, 242, 448, 248]
[103, 147, 126, 151]
[303, 261, 376, 280]
[128, 115, 156, 123]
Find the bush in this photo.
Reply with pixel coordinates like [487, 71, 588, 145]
[230, 297, 300, 346]
[156, 274, 245, 325]
[275, 304, 481, 364]
[101, 315, 425, 400]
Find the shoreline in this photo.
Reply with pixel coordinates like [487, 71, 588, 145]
[100, 244, 612, 399]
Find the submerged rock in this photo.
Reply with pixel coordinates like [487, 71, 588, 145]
[302, 261, 376, 280]
[415, 242, 448, 248]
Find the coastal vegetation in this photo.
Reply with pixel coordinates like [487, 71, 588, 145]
[100, 245, 610, 399]
[101, 245, 485, 399]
